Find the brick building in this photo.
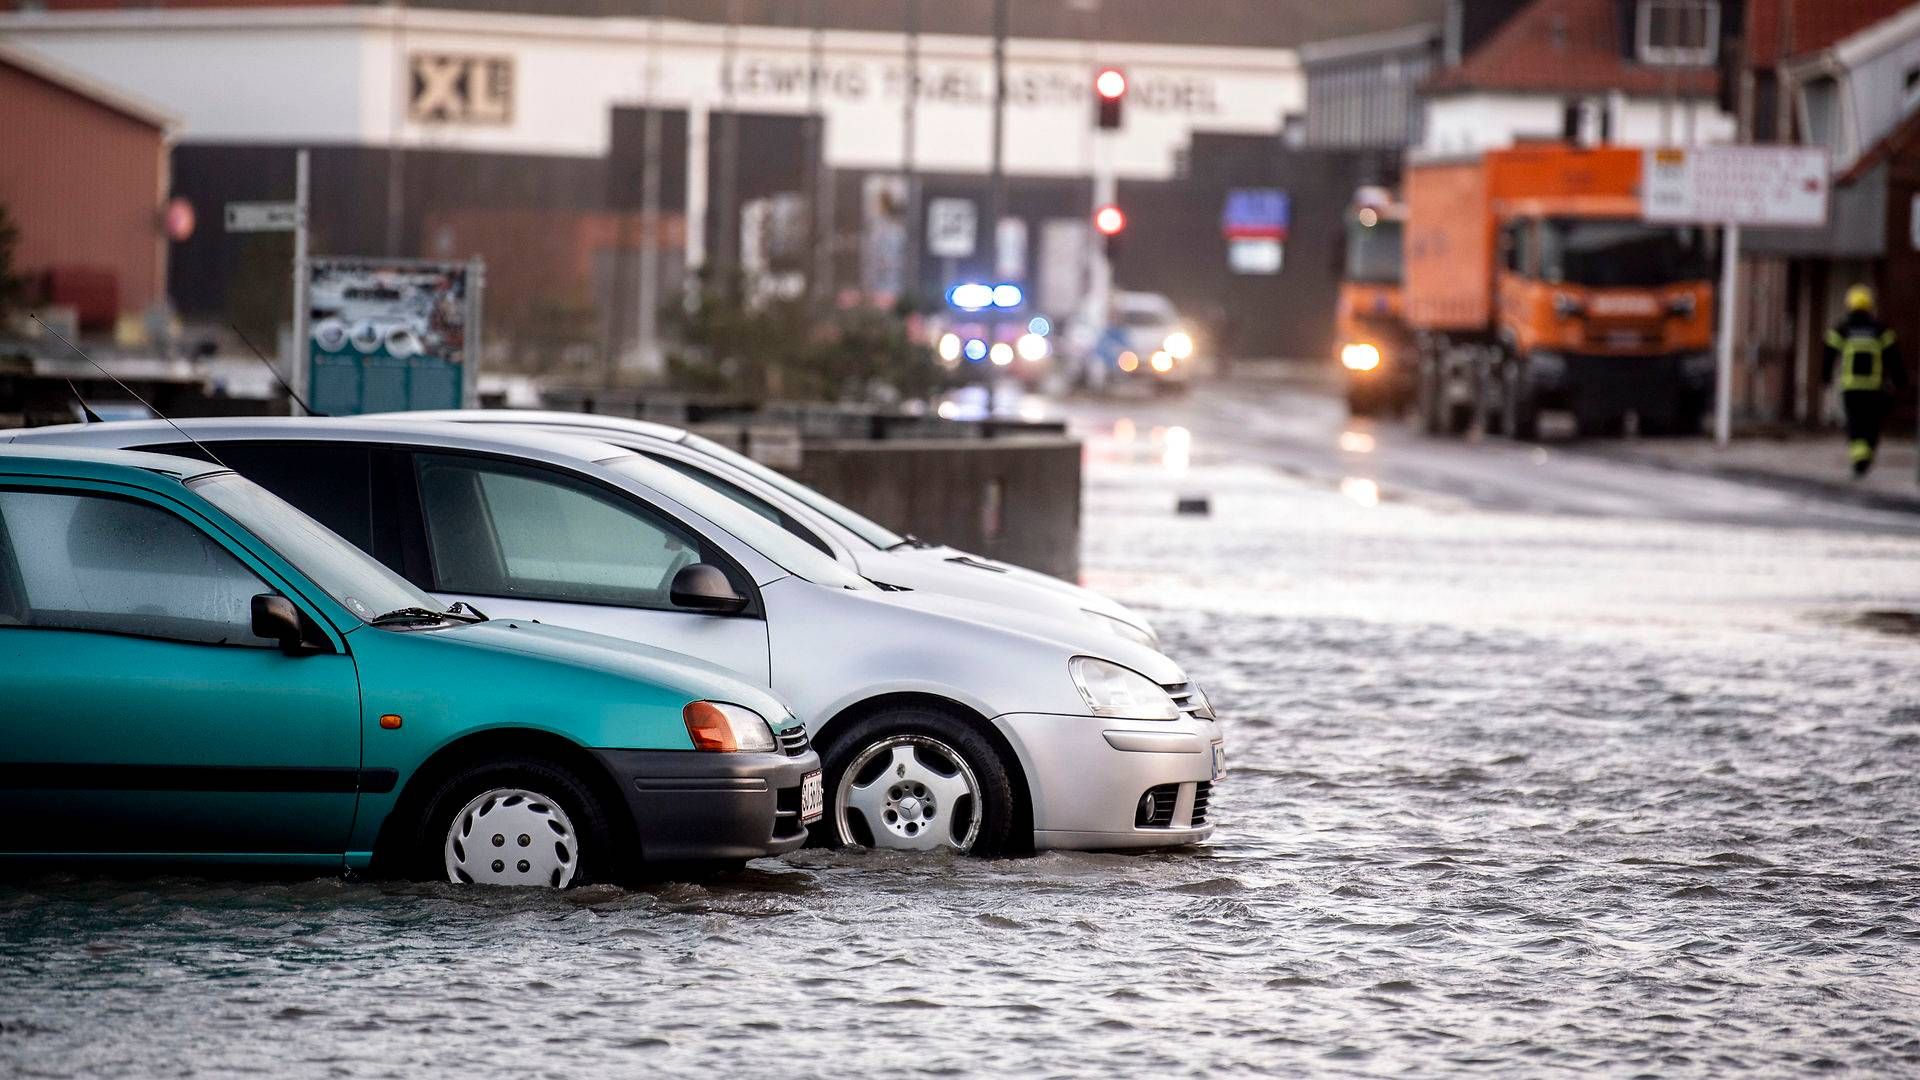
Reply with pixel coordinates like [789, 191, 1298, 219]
[0, 40, 174, 338]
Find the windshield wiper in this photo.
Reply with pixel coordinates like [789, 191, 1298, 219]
[885, 534, 934, 551]
[370, 605, 482, 627]
[447, 600, 489, 622]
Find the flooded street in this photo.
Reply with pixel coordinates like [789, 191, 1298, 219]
[6, 385, 1920, 1077]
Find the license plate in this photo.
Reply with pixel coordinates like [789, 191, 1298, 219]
[1211, 743, 1227, 783]
[800, 770, 825, 825]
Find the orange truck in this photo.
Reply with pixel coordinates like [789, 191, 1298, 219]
[1336, 190, 1412, 416]
[1405, 144, 1716, 438]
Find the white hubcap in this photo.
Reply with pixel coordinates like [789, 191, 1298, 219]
[836, 736, 982, 852]
[444, 787, 579, 887]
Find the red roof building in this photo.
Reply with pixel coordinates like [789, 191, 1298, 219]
[1426, 0, 1719, 97]
[0, 40, 176, 334]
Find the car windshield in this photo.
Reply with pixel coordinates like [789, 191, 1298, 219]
[1541, 219, 1712, 287]
[191, 471, 449, 623]
[1345, 218, 1404, 284]
[680, 433, 905, 551]
[600, 454, 871, 590]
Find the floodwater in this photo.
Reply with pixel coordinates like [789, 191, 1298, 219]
[5, 401, 1920, 1077]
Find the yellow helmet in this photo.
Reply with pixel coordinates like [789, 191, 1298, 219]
[1846, 284, 1875, 313]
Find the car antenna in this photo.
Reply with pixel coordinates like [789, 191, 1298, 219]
[27, 312, 230, 469]
[230, 322, 327, 417]
[65, 380, 104, 424]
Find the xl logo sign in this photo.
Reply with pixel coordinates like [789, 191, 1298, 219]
[410, 54, 515, 125]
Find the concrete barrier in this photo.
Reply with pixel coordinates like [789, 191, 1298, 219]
[783, 436, 1083, 582]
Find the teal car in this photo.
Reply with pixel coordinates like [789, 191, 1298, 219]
[0, 446, 823, 886]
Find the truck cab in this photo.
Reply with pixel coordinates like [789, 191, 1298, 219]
[1337, 196, 1412, 416]
[1494, 201, 1715, 436]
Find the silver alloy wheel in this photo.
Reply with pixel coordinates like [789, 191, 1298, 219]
[444, 787, 580, 887]
[835, 735, 982, 852]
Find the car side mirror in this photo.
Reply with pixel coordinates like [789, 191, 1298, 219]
[252, 593, 329, 655]
[669, 563, 749, 615]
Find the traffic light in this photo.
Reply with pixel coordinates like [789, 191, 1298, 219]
[1094, 203, 1125, 258]
[1094, 67, 1126, 130]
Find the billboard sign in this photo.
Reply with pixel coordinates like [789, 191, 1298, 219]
[1642, 145, 1830, 228]
[306, 258, 482, 415]
[1222, 188, 1290, 239]
[1223, 189, 1288, 274]
[927, 197, 978, 259]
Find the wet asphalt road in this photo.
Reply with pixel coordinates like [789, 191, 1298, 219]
[4, 379, 1919, 1078]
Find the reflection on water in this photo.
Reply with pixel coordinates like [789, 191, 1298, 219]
[1339, 476, 1381, 506]
[1338, 430, 1377, 454]
[1161, 425, 1191, 474]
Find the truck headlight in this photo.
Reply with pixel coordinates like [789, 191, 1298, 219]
[1082, 609, 1159, 649]
[683, 701, 777, 752]
[1341, 343, 1381, 371]
[1070, 657, 1179, 720]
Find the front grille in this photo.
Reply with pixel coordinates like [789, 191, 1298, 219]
[1162, 682, 1212, 722]
[778, 727, 812, 757]
[1191, 782, 1212, 826]
[1136, 783, 1178, 828]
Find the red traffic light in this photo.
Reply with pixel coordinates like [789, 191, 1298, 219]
[1095, 67, 1127, 100]
[1093, 204, 1126, 236]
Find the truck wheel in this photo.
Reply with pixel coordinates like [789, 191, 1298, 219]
[819, 706, 1015, 856]
[409, 758, 617, 888]
[1503, 365, 1539, 441]
[1416, 362, 1444, 435]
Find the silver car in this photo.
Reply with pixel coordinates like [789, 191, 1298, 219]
[8, 419, 1225, 855]
[389, 409, 1161, 648]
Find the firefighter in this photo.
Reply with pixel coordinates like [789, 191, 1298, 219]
[1823, 285, 1905, 478]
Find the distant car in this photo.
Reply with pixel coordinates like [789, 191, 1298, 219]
[10, 420, 1226, 856]
[387, 409, 1162, 649]
[1088, 291, 1201, 391]
[0, 445, 820, 885]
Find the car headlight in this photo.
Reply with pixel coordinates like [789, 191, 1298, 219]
[1164, 331, 1194, 360]
[683, 701, 777, 752]
[1341, 343, 1381, 371]
[1070, 657, 1179, 720]
[1082, 608, 1159, 649]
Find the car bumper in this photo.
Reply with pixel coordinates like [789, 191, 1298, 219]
[992, 712, 1222, 851]
[589, 744, 821, 862]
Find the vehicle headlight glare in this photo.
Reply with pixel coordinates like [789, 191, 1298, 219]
[683, 701, 777, 752]
[1070, 657, 1179, 721]
[1082, 609, 1158, 649]
[1341, 343, 1381, 371]
[1164, 331, 1194, 360]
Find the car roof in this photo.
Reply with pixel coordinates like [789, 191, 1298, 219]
[370, 409, 690, 444]
[0, 442, 229, 485]
[5, 416, 637, 468]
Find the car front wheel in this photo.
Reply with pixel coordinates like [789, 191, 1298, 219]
[822, 707, 1015, 856]
[411, 759, 616, 887]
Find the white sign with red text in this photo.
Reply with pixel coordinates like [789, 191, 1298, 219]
[1642, 145, 1830, 228]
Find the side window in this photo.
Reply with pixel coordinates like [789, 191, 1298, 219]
[0, 489, 274, 647]
[414, 454, 727, 609]
[140, 441, 373, 550]
[641, 452, 836, 558]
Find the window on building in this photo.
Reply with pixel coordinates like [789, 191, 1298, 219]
[1637, 0, 1720, 67]
[1799, 75, 1845, 161]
